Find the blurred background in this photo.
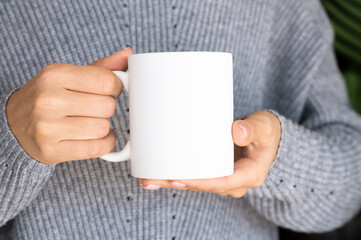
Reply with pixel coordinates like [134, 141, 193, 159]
[0, 0, 360, 239]
[280, 1, 361, 239]
[322, 0, 361, 115]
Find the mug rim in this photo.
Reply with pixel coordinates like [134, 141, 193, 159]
[129, 51, 232, 59]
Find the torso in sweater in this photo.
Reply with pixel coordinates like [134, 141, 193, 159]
[0, 0, 352, 239]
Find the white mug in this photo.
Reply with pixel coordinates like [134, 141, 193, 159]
[101, 52, 234, 179]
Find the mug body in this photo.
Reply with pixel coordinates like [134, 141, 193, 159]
[128, 52, 233, 179]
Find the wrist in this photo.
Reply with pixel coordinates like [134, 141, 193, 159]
[261, 110, 282, 164]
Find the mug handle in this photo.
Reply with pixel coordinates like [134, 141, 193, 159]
[100, 71, 131, 162]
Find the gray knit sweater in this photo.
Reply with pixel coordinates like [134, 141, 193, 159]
[1, 0, 361, 239]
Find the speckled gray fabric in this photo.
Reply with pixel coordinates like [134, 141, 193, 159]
[1, 0, 361, 239]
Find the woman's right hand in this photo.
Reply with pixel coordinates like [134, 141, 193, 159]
[5, 48, 133, 164]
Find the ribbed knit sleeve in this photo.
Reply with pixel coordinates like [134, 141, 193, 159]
[245, 3, 361, 233]
[0, 90, 55, 227]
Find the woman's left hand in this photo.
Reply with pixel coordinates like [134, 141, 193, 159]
[138, 111, 281, 198]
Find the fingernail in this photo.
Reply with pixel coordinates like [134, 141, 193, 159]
[238, 123, 249, 139]
[171, 182, 186, 188]
[144, 184, 161, 190]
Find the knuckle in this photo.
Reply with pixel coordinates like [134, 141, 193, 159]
[95, 119, 111, 138]
[33, 96, 45, 113]
[33, 133, 44, 147]
[34, 91, 60, 112]
[38, 63, 64, 84]
[96, 71, 116, 94]
[32, 127, 44, 146]
[101, 97, 116, 117]
[34, 119, 51, 137]
[86, 141, 102, 157]
[256, 111, 275, 136]
[37, 143, 55, 159]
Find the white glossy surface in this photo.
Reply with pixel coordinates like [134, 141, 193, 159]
[101, 52, 234, 179]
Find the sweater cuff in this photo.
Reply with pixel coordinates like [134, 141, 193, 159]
[246, 110, 320, 198]
[265, 110, 318, 184]
[264, 109, 288, 171]
[0, 90, 55, 175]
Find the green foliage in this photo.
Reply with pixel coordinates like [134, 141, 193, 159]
[344, 67, 361, 113]
[322, 0, 361, 114]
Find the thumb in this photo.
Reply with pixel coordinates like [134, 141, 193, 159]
[232, 119, 257, 147]
[89, 47, 133, 70]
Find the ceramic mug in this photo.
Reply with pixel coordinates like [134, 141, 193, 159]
[101, 52, 234, 179]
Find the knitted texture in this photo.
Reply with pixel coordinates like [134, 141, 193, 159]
[1, 0, 361, 239]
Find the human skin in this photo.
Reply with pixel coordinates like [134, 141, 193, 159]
[6, 47, 281, 197]
[5, 48, 133, 164]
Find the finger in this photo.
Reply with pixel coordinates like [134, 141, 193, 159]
[170, 177, 229, 194]
[55, 64, 122, 98]
[141, 179, 176, 190]
[62, 90, 116, 118]
[89, 48, 133, 71]
[56, 117, 110, 141]
[56, 130, 116, 161]
[141, 179, 205, 191]
[233, 111, 280, 147]
[173, 158, 262, 193]
[232, 119, 257, 147]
